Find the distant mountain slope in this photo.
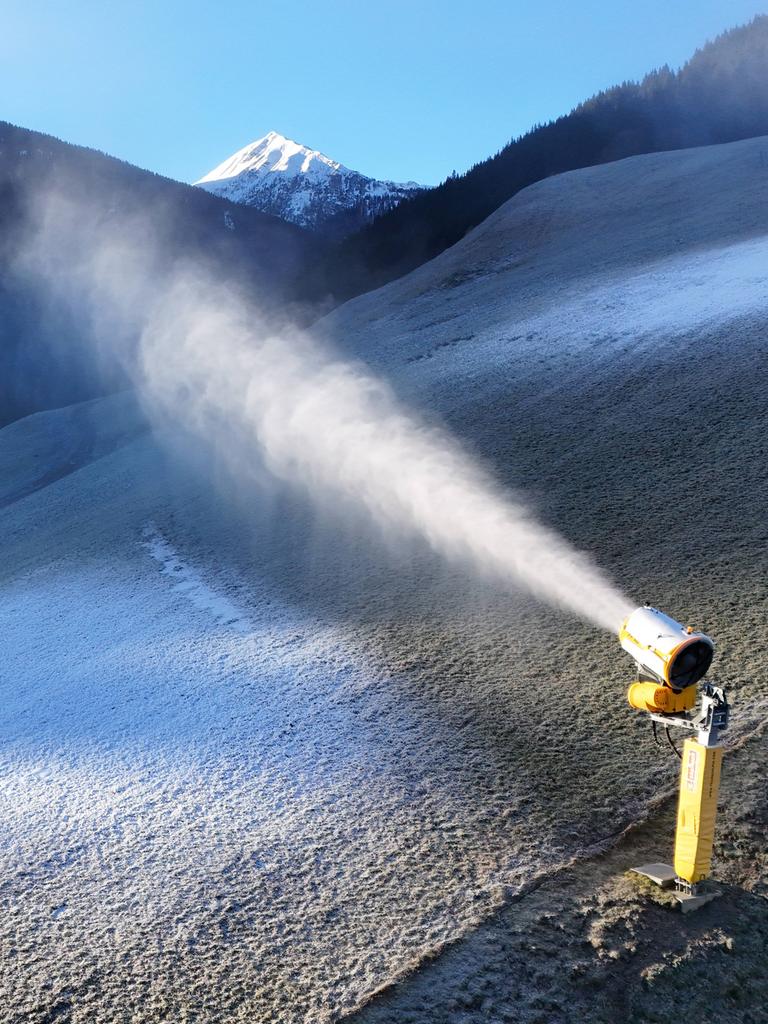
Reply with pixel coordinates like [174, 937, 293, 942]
[0, 121, 321, 425]
[195, 131, 423, 239]
[304, 14, 768, 304]
[323, 134, 768, 385]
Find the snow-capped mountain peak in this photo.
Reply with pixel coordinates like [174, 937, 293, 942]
[194, 131, 423, 238]
[197, 131, 343, 183]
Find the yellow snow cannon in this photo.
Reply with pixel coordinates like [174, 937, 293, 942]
[620, 605, 714, 691]
[621, 604, 728, 912]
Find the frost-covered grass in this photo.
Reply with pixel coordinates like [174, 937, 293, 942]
[2, 136, 768, 1023]
[354, 727, 768, 1024]
[1, 431, 628, 1022]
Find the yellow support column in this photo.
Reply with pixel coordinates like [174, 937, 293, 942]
[673, 738, 723, 885]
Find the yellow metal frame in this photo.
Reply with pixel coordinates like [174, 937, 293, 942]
[674, 738, 723, 884]
[621, 608, 726, 895]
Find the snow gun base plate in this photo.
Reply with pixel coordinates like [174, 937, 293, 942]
[630, 863, 720, 913]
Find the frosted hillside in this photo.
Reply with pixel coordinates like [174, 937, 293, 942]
[2, 136, 768, 1023]
[0, 119, 320, 426]
[195, 131, 422, 237]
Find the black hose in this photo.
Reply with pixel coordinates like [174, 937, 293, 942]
[665, 726, 682, 759]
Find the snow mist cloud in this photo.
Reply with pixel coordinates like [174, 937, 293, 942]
[22, 195, 633, 632]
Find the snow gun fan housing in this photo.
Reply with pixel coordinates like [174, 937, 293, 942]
[621, 605, 727, 905]
[620, 605, 714, 714]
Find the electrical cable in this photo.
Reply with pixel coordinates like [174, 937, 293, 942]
[665, 726, 682, 759]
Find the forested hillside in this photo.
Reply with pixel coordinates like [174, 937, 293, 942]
[304, 15, 768, 304]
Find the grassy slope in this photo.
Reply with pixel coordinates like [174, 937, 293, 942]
[1, 137, 767, 1023]
[353, 726, 768, 1024]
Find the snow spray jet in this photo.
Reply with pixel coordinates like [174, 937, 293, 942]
[19, 196, 631, 631]
[134, 268, 632, 632]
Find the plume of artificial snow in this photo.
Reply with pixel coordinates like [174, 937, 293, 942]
[20, 195, 631, 632]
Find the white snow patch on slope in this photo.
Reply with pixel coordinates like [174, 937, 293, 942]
[408, 233, 768, 389]
[143, 525, 251, 633]
[323, 135, 768, 394]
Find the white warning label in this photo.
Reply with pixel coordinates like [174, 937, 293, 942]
[685, 747, 699, 791]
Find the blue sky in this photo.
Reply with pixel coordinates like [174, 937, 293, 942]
[2, 1, 765, 186]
